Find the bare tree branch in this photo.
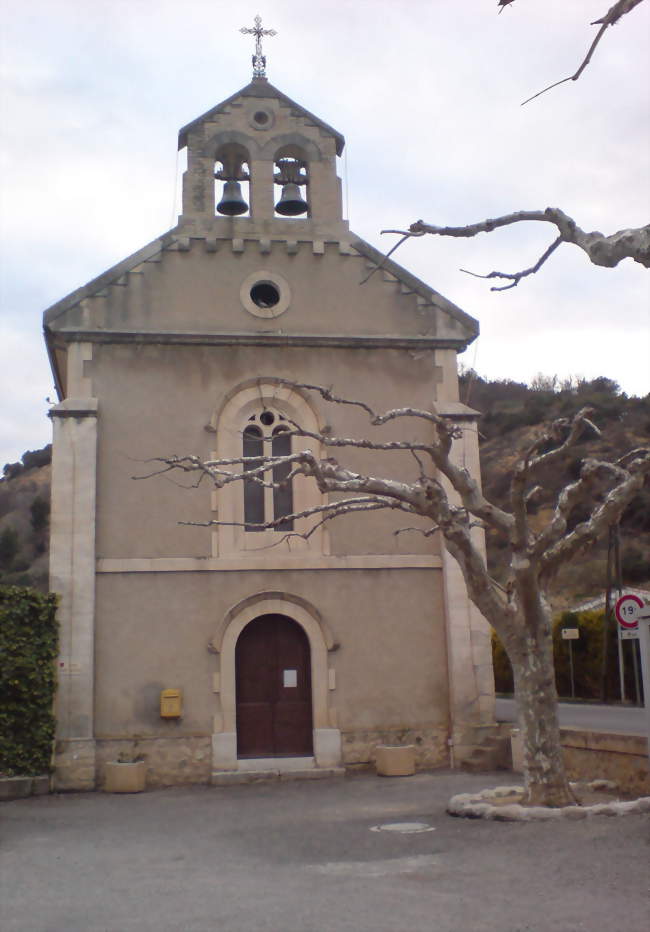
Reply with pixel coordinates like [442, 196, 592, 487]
[367, 5, 648, 308]
[274, 382, 515, 533]
[270, 377, 455, 429]
[394, 524, 439, 539]
[388, 210, 650, 289]
[524, 485, 543, 507]
[539, 451, 650, 576]
[135, 451, 315, 489]
[521, 408, 600, 474]
[410, 448, 429, 481]
[460, 236, 563, 291]
[181, 496, 400, 551]
[531, 458, 614, 563]
[617, 447, 650, 466]
[184, 495, 403, 529]
[497, 0, 647, 104]
[359, 230, 425, 284]
[410, 210, 650, 270]
[510, 408, 603, 556]
[287, 425, 442, 457]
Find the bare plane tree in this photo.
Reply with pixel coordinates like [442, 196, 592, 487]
[136, 382, 650, 807]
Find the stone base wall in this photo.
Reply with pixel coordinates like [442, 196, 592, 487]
[0, 776, 50, 801]
[53, 738, 97, 791]
[96, 737, 212, 788]
[56, 729, 452, 788]
[341, 725, 448, 770]
[560, 728, 650, 796]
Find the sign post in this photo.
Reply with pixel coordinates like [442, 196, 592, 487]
[562, 628, 580, 699]
[615, 594, 649, 722]
[615, 594, 643, 703]
[615, 594, 643, 632]
[637, 617, 650, 762]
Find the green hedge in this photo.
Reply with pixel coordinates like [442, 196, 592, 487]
[492, 609, 640, 701]
[0, 586, 58, 775]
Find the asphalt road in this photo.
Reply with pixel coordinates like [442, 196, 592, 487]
[1, 771, 648, 932]
[496, 697, 647, 734]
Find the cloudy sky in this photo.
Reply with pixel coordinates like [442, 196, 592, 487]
[1, 0, 649, 467]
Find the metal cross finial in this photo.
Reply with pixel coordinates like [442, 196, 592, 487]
[240, 15, 277, 79]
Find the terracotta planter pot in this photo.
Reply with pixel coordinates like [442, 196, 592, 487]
[104, 760, 146, 793]
[375, 745, 416, 777]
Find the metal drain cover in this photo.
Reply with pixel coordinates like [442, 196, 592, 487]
[370, 822, 435, 834]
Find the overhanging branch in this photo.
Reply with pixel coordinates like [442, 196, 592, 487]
[379, 209, 649, 289]
[521, 0, 647, 105]
[497, 0, 646, 103]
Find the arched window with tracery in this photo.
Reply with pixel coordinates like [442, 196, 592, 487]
[243, 410, 293, 532]
[211, 380, 326, 556]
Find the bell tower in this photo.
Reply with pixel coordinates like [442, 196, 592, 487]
[177, 17, 347, 241]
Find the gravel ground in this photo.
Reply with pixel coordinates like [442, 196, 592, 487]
[1, 770, 648, 932]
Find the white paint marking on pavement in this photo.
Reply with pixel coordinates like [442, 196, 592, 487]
[370, 821, 435, 833]
[309, 855, 439, 877]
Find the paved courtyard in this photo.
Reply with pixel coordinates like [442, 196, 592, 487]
[1, 770, 648, 932]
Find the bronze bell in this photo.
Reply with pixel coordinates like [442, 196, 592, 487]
[217, 180, 248, 216]
[275, 183, 308, 216]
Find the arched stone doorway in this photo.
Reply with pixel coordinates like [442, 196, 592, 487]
[236, 614, 313, 758]
[210, 592, 342, 772]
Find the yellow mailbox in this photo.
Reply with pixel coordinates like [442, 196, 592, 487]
[160, 688, 182, 719]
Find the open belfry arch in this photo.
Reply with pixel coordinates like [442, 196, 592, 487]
[44, 20, 495, 790]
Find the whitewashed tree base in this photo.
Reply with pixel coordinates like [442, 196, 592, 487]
[447, 781, 650, 821]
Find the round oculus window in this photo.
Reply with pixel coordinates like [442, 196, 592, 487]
[239, 269, 291, 319]
[250, 282, 280, 309]
[249, 107, 275, 130]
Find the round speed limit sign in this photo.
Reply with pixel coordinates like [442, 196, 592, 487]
[614, 594, 643, 629]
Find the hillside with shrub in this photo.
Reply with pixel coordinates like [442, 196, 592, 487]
[460, 371, 650, 610]
[0, 447, 51, 592]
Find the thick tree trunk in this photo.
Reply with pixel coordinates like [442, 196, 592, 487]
[511, 632, 575, 807]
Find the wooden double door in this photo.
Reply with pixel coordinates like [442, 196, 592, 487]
[236, 614, 313, 758]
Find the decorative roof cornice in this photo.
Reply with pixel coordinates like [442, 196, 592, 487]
[48, 329, 471, 352]
[42, 231, 479, 347]
[42, 231, 177, 327]
[350, 238, 479, 338]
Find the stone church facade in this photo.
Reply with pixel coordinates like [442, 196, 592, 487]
[44, 74, 495, 790]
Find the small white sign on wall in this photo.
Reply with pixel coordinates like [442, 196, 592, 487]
[283, 669, 297, 688]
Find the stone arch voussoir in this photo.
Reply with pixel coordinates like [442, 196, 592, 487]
[203, 129, 261, 161]
[261, 132, 323, 162]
